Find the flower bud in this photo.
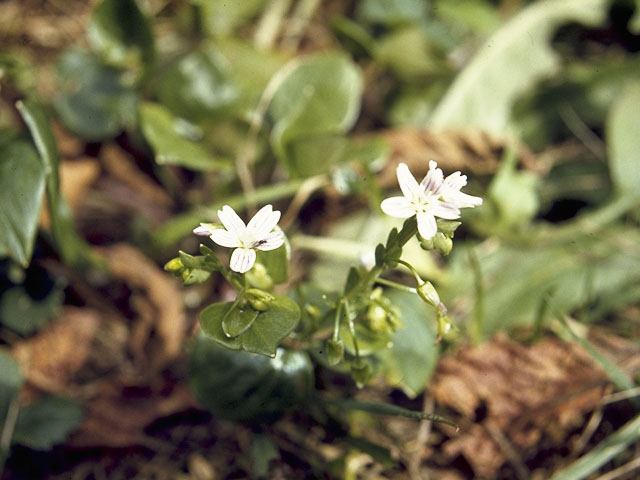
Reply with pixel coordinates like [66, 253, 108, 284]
[419, 235, 434, 251]
[245, 262, 273, 290]
[245, 289, 274, 312]
[164, 257, 183, 273]
[417, 281, 441, 308]
[367, 304, 388, 331]
[436, 314, 458, 342]
[433, 232, 453, 256]
[327, 339, 344, 366]
[437, 220, 461, 237]
[350, 359, 371, 388]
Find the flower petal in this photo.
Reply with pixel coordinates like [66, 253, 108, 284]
[396, 163, 420, 198]
[443, 171, 467, 191]
[217, 205, 246, 234]
[420, 160, 443, 194]
[417, 211, 437, 240]
[448, 191, 483, 208]
[193, 223, 216, 236]
[381, 196, 415, 218]
[230, 248, 256, 273]
[255, 230, 285, 251]
[431, 202, 461, 220]
[247, 204, 281, 235]
[209, 229, 240, 248]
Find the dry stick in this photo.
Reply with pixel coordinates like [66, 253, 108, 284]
[601, 386, 640, 406]
[408, 394, 435, 480]
[254, 0, 293, 51]
[280, 0, 321, 52]
[280, 174, 331, 229]
[572, 399, 606, 457]
[484, 420, 530, 480]
[0, 396, 20, 455]
[558, 103, 606, 160]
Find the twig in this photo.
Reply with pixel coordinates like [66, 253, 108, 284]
[254, 0, 293, 51]
[280, 174, 331, 229]
[484, 420, 530, 480]
[593, 456, 640, 480]
[408, 394, 435, 480]
[280, 0, 321, 52]
[558, 103, 606, 160]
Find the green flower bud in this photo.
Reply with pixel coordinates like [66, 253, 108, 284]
[417, 281, 441, 308]
[350, 359, 371, 388]
[245, 288, 275, 312]
[367, 304, 388, 331]
[419, 236, 434, 251]
[436, 314, 458, 342]
[164, 257, 184, 273]
[437, 220, 461, 237]
[433, 232, 453, 256]
[327, 339, 344, 366]
[245, 262, 274, 290]
[181, 268, 192, 282]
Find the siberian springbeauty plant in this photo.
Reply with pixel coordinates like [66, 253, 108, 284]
[166, 160, 481, 407]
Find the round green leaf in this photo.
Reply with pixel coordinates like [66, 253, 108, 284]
[189, 333, 313, 423]
[0, 138, 46, 267]
[139, 102, 231, 171]
[200, 295, 300, 357]
[222, 305, 260, 338]
[54, 50, 138, 141]
[155, 48, 240, 123]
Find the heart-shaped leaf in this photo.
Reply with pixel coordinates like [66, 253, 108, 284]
[200, 295, 300, 357]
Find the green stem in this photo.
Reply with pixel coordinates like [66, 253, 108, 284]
[344, 300, 360, 359]
[374, 277, 417, 294]
[332, 301, 343, 341]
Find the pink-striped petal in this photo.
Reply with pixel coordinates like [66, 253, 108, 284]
[420, 160, 444, 194]
[431, 202, 461, 220]
[247, 204, 281, 235]
[380, 196, 415, 218]
[255, 230, 285, 251]
[230, 248, 256, 273]
[209, 229, 240, 248]
[217, 205, 245, 234]
[193, 223, 215, 236]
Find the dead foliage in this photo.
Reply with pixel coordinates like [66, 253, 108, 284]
[429, 332, 640, 478]
[96, 243, 186, 371]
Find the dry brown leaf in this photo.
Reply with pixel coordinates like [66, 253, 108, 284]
[69, 379, 197, 449]
[430, 333, 638, 478]
[11, 306, 100, 393]
[97, 243, 186, 370]
[40, 158, 101, 229]
[100, 142, 173, 208]
[378, 128, 540, 188]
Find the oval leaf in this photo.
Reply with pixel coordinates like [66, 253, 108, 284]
[222, 305, 260, 338]
[200, 295, 300, 357]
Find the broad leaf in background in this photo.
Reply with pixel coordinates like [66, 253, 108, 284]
[0, 137, 46, 267]
[155, 47, 240, 123]
[444, 227, 640, 338]
[429, 0, 608, 133]
[200, 296, 300, 357]
[0, 351, 23, 418]
[193, 0, 266, 37]
[12, 397, 83, 451]
[606, 82, 640, 195]
[189, 333, 313, 423]
[379, 290, 439, 398]
[268, 53, 362, 176]
[87, 0, 154, 79]
[17, 99, 92, 266]
[54, 50, 138, 141]
[357, 0, 427, 26]
[0, 286, 63, 336]
[255, 239, 289, 285]
[139, 102, 231, 171]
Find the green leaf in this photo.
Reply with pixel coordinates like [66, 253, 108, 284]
[606, 82, 640, 195]
[268, 53, 362, 174]
[189, 333, 313, 423]
[255, 239, 289, 285]
[222, 305, 260, 338]
[193, 0, 266, 36]
[0, 138, 46, 266]
[88, 0, 154, 76]
[12, 396, 83, 450]
[0, 351, 23, 417]
[380, 290, 439, 398]
[429, 0, 608, 133]
[200, 295, 300, 357]
[374, 26, 441, 80]
[54, 50, 138, 141]
[0, 286, 63, 336]
[139, 102, 231, 171]
[357, 0, 427, 26]
[155, 47, 240, 123]
[17, 98, 92, 266]
[284, 135, 349, 178]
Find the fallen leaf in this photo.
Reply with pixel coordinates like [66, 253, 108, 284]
[11, 306, 100, 394]
[97, 243, 186, 370]
[429, 333, 640, 477]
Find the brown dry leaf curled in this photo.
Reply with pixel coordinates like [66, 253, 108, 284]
[97, 243, 186, 370]
[430, 333, 638, 478]
[11, 306, 100, 394]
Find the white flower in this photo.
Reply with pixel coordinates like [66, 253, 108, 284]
[194, 204, 285, 273]
[380, 161, 482, 240]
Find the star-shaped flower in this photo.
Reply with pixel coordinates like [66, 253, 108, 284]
[380, 161, 482, 240]
[194, 204, 284, 273]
